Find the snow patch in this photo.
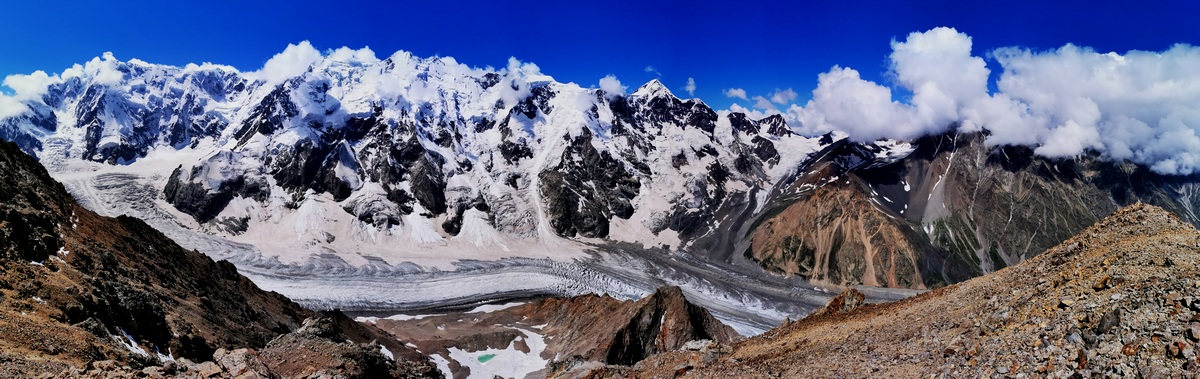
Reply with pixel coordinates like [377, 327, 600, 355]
[465, 302, 525, 314]
[429, 354, 454, 379]
[446, 328, 547, 379]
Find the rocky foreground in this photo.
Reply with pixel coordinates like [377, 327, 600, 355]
[369, 286, 739, 378]
[602, 203, 1200, 378]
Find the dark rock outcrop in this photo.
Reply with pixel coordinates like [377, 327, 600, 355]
[540, 130, 640, 238]
[605, 286, 739, 365]
[260, 311, 441, 379]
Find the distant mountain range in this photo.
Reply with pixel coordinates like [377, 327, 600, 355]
[1, 49, 1198, 293]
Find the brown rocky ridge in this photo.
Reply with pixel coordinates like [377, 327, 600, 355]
[0, 139, 441, 377]
[368, 285, 739, 378]
[745, 132, 1200, 290]
[609, 203, 1200, 377]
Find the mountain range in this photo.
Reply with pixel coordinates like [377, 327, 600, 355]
[2, 49, 1197, 295]
[3, 46, 1200, 377]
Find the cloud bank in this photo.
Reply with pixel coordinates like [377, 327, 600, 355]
[772, 27, 1200, 175]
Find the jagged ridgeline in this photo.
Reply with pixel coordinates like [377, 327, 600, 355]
[2, 51, 1199, 290]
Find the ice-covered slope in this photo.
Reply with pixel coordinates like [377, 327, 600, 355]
[0, 48, 826, 269]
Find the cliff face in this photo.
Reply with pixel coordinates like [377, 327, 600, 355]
[624, 203, 1200, 377]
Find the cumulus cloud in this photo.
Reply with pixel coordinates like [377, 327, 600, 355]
[783, 28, 983, 141]
[788, 66, 930, 141]
[728, 103, 777, 120]
[889, 27, 990, 125]
[3, 70, 58, 101]
[599, 74, 625, 99]
[751, 96, 776, 111]
[256, 41, 323, 84]
[776, 26, 1200, 174]
[0, 70, 60, 118]
[684, 77, 696, 96]
[988, 43, 1200, 173]
[73, 52, 125, 87]
[507, 56, 542, 77]
[327, 46, 379, 65]
[0, 96, 26, 119]
[723, 88, 748, 100]
[769, 88, 798, 104]
[644, 65, 660, 76]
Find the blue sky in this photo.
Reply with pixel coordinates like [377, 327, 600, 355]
[2, 0, 1199, 110]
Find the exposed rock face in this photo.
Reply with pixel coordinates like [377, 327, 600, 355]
[0, 140, 439, 377]
[623, 204, 1200, 377]
[747, 164, 937, 289]
[605, 286, 738, 365]
[370, 286, 738, 378]
[540, 130, 641, 238]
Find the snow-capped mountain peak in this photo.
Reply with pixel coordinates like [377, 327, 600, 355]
[632, 78, 673, 99]
[0, 45, 832, 269]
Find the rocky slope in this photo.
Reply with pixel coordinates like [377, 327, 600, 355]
[746, 158, 939, 289]
[618, 203, 1200, 377]
[365, 286, 738, 378]
[743, 132, 1200, 288]
[0, 139, 438, 377]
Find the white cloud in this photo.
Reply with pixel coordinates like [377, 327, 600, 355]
[1033, 120, 1102, 157]
[84, 52, 124, 87]
[987, 43, 1200, 174]
[0, 70, 60, 118]
[728, 103, 777, 120]
[0, 96, 26, 119]
[327, 46, 379, 65]
[256, 41, 323, 84]
[599, 74, 625, 99]
[889, 27, 990, 127]
[497, 57, 542, 108]
[788, 66, 927, 141]
[644, 66, 660, 76]
[769, 88, 797, 104]
[507, 57, 542, 77]
[775, 26, 1200, 174]
[723, 88, 748, 100]
[751, 96, 776, 111]
[684, 77, 696, 96]
[3, 70, 58, 101]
